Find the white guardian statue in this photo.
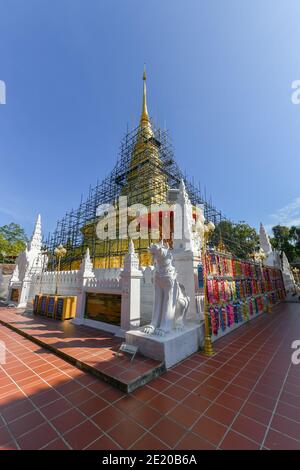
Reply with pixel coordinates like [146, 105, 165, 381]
[144, 241, 190, 336]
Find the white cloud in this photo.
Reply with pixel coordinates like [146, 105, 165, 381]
[0, 80, 6, 105]
[270, 197, 300, 228]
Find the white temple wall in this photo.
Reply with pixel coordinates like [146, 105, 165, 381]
[94, 268, 122, 281]
[27, 268, 124, 303]
[21, 264, 150, 335]
[140, 266, 154, 325]
[23, 264, 201, 329]
[0, 275, 11, 300]
[27, 270, 81, 301]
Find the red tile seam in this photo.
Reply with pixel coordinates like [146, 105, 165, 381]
[260, 360, 293, 448]
[0, 328, 122, 449]
[109, 309, 291, 448]
[1, 304, 299, 449]
[0, 313, 164, 392]
[173, 310, 296, 446]
[1, 324, 213, 450]
[175, 316, 287, 448]
[0, 326, 171, 449]
[130, 307, 296, 449]
[0, 348, 72, 449]
[0, 416, 19, 449]
[152, 310, 283, 400]
[218, 336, 298, 448]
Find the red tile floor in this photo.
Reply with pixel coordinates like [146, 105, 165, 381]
[0, 302, 300, 450]
[0, 309, 163, 392]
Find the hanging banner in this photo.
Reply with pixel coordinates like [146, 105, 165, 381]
[204, 249, 286, 339]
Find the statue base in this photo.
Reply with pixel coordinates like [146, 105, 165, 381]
[125, 321, 205, 369]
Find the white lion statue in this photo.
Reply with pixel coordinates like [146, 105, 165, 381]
[144, 241, 190, 336]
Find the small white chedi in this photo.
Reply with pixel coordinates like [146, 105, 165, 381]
[259, 222, 273, 256]
[8, 214, 47, 307]
[143, 241, 190, 336]
[259, 222, 297, 294]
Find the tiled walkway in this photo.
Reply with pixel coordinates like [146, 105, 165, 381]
[0, 309, 163, 392]
[0, 302, 300, 450]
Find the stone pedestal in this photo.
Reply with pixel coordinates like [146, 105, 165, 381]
[172, 249, 201, 321]
[125, 321, 205, 368]
[17, 279, 31, 308]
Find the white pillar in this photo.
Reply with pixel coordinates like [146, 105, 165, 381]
[120, 240, 143, 332]
[171, 179, 204, 321]
[17, 278, 32, 308]
[73, 248, 95, 325]
[172, 249, 201, 321]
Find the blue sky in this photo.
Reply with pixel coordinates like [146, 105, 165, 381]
[0, 0, 299, 238]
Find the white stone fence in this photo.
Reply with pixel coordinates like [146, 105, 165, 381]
[9, 257, 204, 338]
[29, 270, 81, 298]
[24, 265, 151, 335]
[29, 268, 123, 297]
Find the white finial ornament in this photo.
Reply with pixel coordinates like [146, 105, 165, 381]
[79, 248, 94, 278]
[124, 239, 139, 271]
[29, 214, 42, 252]
[173, 179, 203, 253]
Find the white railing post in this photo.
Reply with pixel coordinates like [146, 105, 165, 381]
[73, 249, 95, 325]
[120, 240, 143, 332]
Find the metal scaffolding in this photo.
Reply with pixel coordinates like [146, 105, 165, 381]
[45, 123, 228, 270]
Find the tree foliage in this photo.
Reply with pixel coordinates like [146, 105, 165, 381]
[210, 220, 259, 260]
[0, 223, 28, 260]
[270, 225, 300, 262]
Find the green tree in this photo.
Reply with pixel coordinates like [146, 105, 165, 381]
[290, 226, 300, 259]
[211, 220, 259, 260]
[270, 225, 296, 261]
[0, 223, 28, 261]
[270, 225, 297, 262]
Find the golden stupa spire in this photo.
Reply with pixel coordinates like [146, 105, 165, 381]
[217, 235, 231, 255]
[139, 65, 153, 136]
